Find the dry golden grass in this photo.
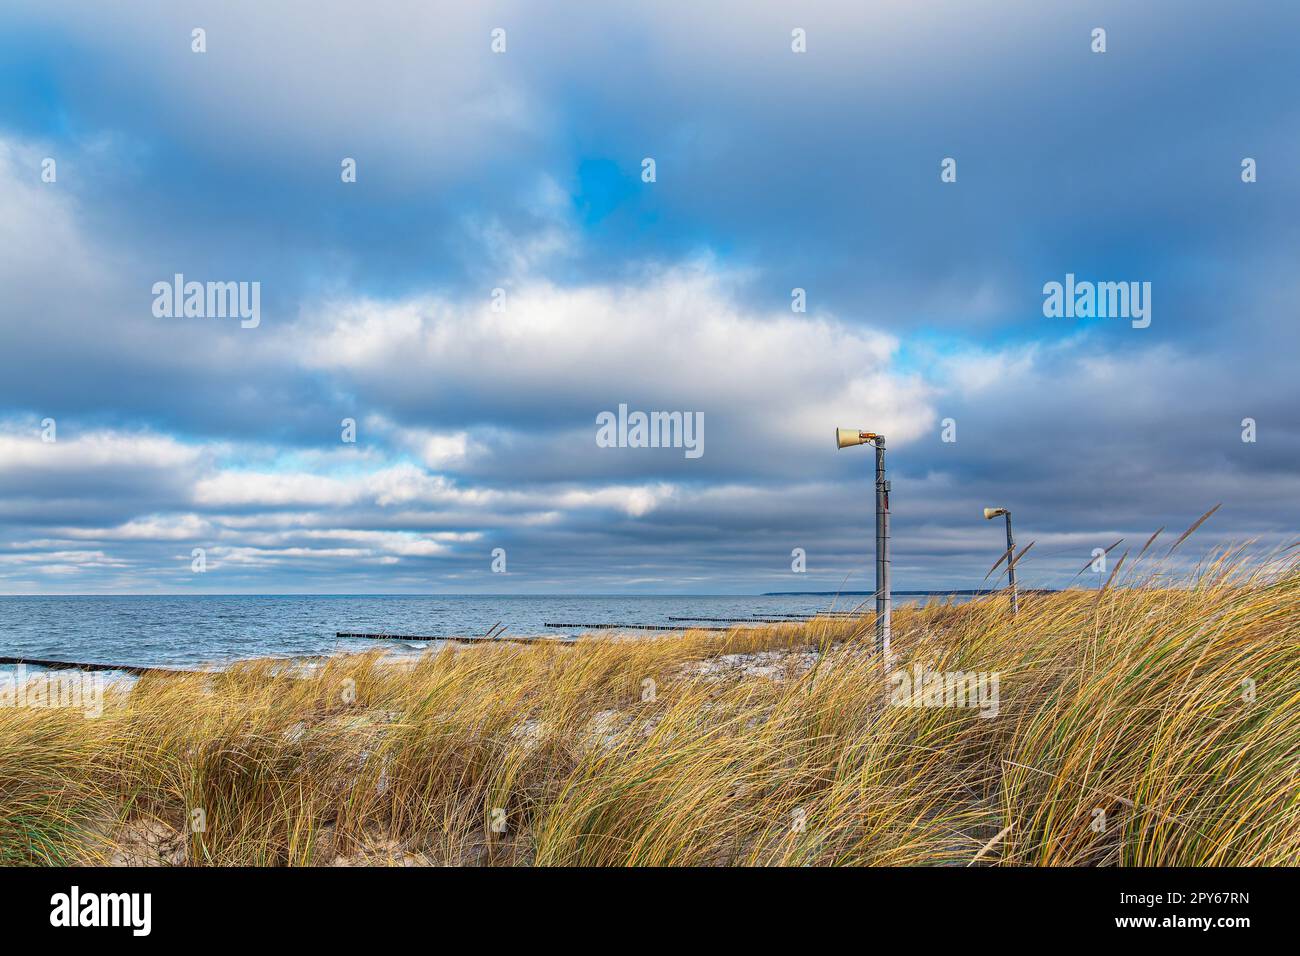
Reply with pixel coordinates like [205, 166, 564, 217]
[1, 549, 1297, 866]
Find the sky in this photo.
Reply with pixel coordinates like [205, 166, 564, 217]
[0, 1, 1296, 594]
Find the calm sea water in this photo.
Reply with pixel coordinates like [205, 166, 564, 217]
[0, 594, 920, 672]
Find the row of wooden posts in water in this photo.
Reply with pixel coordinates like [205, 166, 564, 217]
[0, 611, 866, 675]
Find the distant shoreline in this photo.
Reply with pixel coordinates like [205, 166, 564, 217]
[0, 590, 1060, 598]
[762, 588, 1060, 597]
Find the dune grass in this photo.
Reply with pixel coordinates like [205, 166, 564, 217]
[1, 549, 1297, 866]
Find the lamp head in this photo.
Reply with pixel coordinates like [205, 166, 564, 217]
[836, 428, 878, 449]
[983, 507, 1008, 520]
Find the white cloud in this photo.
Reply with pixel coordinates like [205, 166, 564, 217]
[553, 483, 676, 518]
[299, 264, 937, 456]
[0, 426, 202, 473]
[53, 514, 212, 541]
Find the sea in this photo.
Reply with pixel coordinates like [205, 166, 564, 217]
[0, 593, 970, 673]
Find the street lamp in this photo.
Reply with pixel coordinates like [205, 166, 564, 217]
[983, 507, 1018, 614]
[837, 428, 890, 656]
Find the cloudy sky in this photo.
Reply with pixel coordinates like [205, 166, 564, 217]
[0, 1, 1296, 594]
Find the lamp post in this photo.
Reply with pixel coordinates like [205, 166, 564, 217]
[837, 428, 890, 656]
[983, 507, 1018, 615]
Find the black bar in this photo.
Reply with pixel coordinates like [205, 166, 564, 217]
[0, 866, 1273, 942]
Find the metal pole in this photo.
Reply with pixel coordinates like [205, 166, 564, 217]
[1004, 512, 1018, 615]
[874, 437, 891, 656]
